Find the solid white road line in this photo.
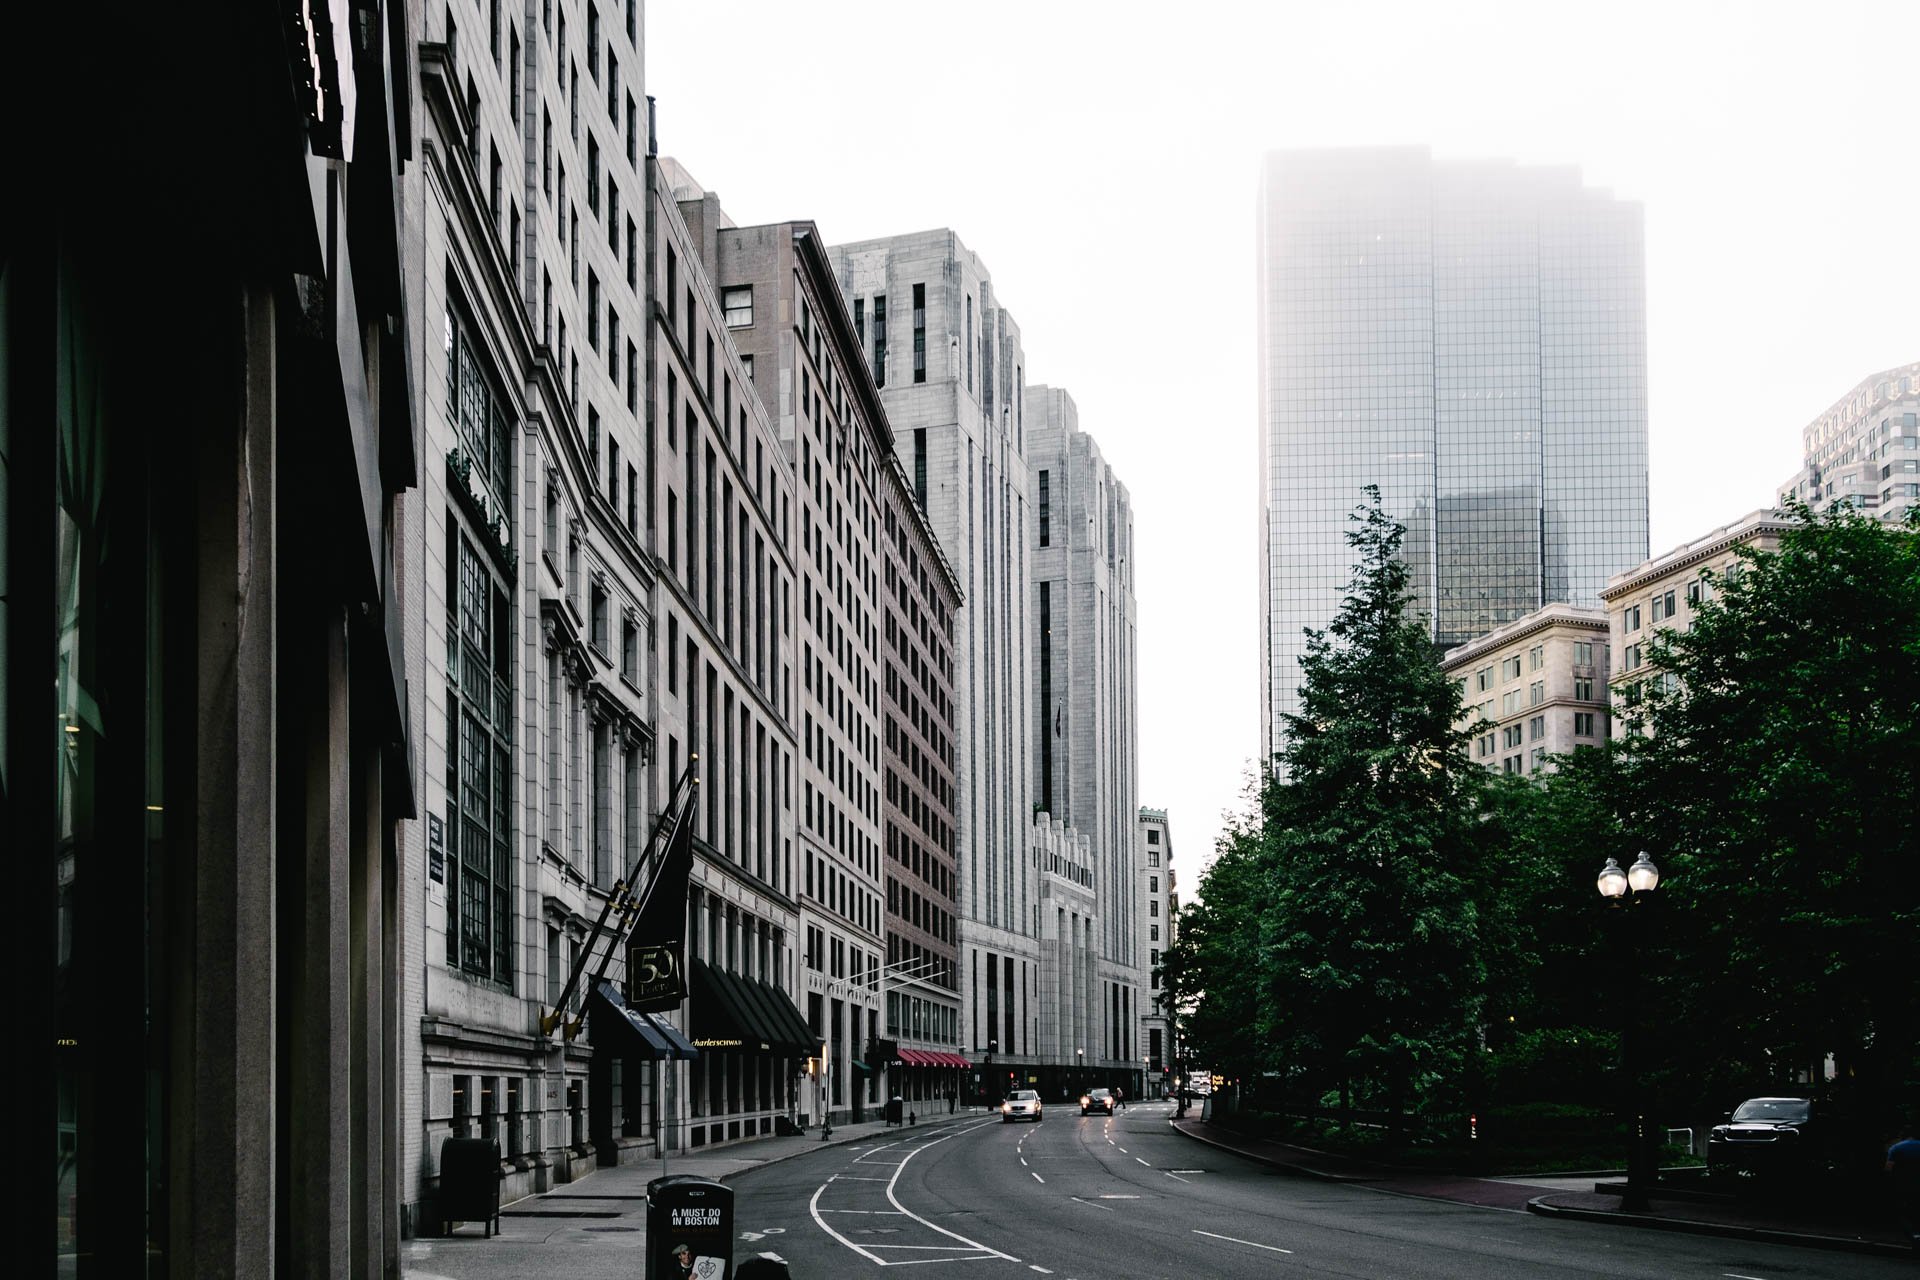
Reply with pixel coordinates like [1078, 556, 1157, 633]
[1032, 1172, 1045, 1183]
[1069, 1197, 1113, 1211]
[1193, 1230, 1293, 1255]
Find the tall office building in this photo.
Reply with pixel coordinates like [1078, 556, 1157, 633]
[830, 232, 1040, 1092]
[1256, 147, 1649, 761]
[1776, 361, 1920, 524]
[1137, 809, 1176, 1094]
[1028, 388, 1144, 1085]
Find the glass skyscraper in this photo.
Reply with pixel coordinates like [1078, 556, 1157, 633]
[1257, 147, 1648, 762]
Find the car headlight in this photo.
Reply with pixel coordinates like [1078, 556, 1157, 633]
[1079, 1096, 1090, 1106]
[1000, 1102, 1010, 1112]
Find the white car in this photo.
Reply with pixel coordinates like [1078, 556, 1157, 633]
[1000, 1090, 1043, 1123]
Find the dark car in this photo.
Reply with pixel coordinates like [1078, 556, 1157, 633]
[1080, 1087, 1115, 1116]
[1707, 1096, 1824, 1181]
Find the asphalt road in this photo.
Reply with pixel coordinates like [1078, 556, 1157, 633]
[726, 1101, 1914, 1279]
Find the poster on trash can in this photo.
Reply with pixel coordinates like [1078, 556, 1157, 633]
[660, 1205, 728, 1279]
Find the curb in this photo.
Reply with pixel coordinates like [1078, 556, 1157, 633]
[711, 1115, 978, 1183]
[1169, 1118, 1377, 1182]
[1170, 1120, 1914, 1258]
[1524, 1195, 1915, 1260]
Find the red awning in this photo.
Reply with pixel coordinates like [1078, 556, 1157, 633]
[896, 1048, 971, 1067]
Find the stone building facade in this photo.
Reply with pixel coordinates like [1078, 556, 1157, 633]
[830, 232, 1042, 1100]
[1027, 388, 1144, 1094]
[399, 0, 686, 1232]
[1600, 510, 1792, 739]
[1777, 361, 1920, 524]
[1138, 809, 1176, 1095]
[677, 190, 893, 1125]
[1441, 604, 1612, 773]
[20, 2, 416, 1271]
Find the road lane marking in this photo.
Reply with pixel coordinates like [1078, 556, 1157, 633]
[1724, 1275, 1769, 1279]
[1164, 1173, 1191, 1184]
[809, 1120, 1018, 1267]
[1030, 1268, 1053, 1274]
[1032, 1172, 1045, 1183]
[1135, 1158, 1151, 1166]
[1070, 1197, 1113, 1211]
[1194, 1230, 1293, 1255]
[818, 1209, 907, 1215]
[1096, 1195, 1139, 1199]
[1019, 1156, 1028, 1166]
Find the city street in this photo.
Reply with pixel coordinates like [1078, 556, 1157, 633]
[726, 1103, 1913, 1279]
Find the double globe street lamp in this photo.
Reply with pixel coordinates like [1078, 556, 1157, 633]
[1597, 851, 1663, 1212]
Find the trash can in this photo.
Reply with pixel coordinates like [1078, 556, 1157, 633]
[648, 1174, 731, 1280]
[438, 1137, 502, 1237]
[886, 1095, 904, 1127]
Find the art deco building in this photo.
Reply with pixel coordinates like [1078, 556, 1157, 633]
[1028, 389, 1144, 1093]
[1257, 146, 1649, 761]
[830, 232, 1042, 1097]
[1441, 604, 1612, 774]
[1776, 361, 1920, 524]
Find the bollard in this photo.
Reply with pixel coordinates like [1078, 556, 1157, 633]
[909, 1110, 916, 1126]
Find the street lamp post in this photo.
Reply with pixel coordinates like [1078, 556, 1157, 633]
[1597, 852, 1663, 1212]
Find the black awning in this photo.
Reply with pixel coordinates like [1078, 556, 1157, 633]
[590, 981, 699, 1061]
[690, 959, 777, 1053]
[732, 972, 808, 1057]
[742, 973, 817, 1056]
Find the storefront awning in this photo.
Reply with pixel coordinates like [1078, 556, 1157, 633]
[897, 1048, 969, 1067]
[735, 970, 816, 1056]
[691, 959, 777, 1052]
[589, 981, 700, 1061]
[690, 960, 816, 1056]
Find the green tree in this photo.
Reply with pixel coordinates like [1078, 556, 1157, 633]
[1263, 488, 1486, 1132]
[1634, 504, 1920, 1169]
[1162, 804, 1273, 1086]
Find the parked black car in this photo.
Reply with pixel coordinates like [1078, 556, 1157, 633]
[1707, 1096, 1824, 1182]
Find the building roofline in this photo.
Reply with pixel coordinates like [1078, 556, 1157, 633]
[1599, 508, 1793, 599]
[1441, 604, 1608, 668]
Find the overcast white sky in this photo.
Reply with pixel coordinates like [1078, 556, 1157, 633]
[647, 0, 1920, 885]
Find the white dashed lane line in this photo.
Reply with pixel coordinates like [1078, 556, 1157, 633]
[1194, 1229, 1292, 1255]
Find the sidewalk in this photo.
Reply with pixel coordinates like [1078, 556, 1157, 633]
[403, 1110, 985, 1280]
[1171, 1113, 1916, 1259]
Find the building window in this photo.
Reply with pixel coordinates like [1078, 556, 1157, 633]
[1147, 850, 1160, 867]
[1502, 724, 1523, 749]
[1477, 733, 1495, 758]
[912, 283, 926, 383]
[1529, 680, 1544, 707]
[1574, 711, 1596, 737]
[722, 286, 753, 328]
[1574, 677, 1594, 701]
[872, 294, 887, 386]
[1475, 666, 1493, 692]
[1500, 655, 1521, 681]
[1572, 640, 1593, 666]
[622, 616, 638, 682]
[1624, 604, 1642, 632]
[1146, 828, 1160, 845]
[1501, 689, 1522, 716]
[1528, 714, 1545, 741]
[1528, 644, 1543, 671]
[1622, 643, 1642, 672]
[1530, 748, 1547, 772]
[446, 527, 513, 982]
[446, 302, 514, 534]
[1038, 469, 1051, 546]
[1650, 589, 1676, 623]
